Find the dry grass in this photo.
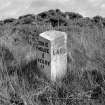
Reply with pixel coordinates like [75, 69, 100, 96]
[0, 13, 105, 105]
[0, 47, 105, 105]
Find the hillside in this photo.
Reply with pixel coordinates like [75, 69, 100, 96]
[0, 9, 105, 105]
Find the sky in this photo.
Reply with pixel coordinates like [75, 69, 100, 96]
[0, 0, 105, 19]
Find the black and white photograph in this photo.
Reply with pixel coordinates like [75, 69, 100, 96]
[0, 0, 105, 105]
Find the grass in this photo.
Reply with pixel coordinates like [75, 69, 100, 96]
[0, 48, 105, 105]
[0, 16, 105, 105]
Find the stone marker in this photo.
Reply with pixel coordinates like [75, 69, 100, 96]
[36, 30, 67, 81]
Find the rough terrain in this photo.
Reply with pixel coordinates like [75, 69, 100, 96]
[0, 9, 105, 105]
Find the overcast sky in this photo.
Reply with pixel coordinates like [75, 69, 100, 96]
[0, 0, 105, 19]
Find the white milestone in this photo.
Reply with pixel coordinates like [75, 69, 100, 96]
[36, 30, 67, 81]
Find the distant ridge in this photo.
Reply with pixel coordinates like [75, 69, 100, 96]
[0, 9, 104, 28]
